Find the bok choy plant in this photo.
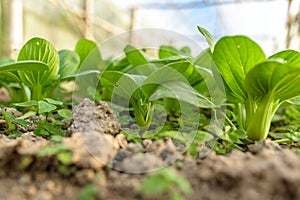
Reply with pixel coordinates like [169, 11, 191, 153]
[100, 46, 218, 127]
[0, 37, 101, 102]
[199, 26, 300, 141]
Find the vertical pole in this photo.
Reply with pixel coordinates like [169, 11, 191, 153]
[10, 0, 23, 58]
[129, 6, 137, 44]
[0, 0, 23, 60]
[0, 0, 12, 59]
[83, 0, 94, 39]
[286, 0, 293, 48]
[285, 0, 300, 49]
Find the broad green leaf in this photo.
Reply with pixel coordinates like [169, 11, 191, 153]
[0, 61, 49, 72]
[149, 81, 215, 108]
[180, 46, 191, 56]
[269, 50, 300, 65]
[58, 50, 80, 78]
[0, 61, 48, 83]
[194, 48, 213, 68]
[75, 38, 100, 66]
[198, 26, 216, 51]
[124, 45, 148, 66]
[100, 71, 146, 100]
[213, 36, 266, 103]
[105, 56, 132, 72]
[166, 61, 200, 85]
[60, 70, 100, 81]
[57, 109, 72, 119]
[127, 63, 157, 76]
[142, 61, 202, 98]
[193, 49, 226, 96]
[44, 98, 63, 105]
[14, 100, 38, 107]
[0, 72, 20, 82]
[17, 37, 59, 88]
[150, 56, 190, 65]
[287, 96, 300, 105]
[159, 45, 182, 59]
[245, 61, 300, 101]
[142, 65, 188, 99]
[17, 111, 36, 120]
[38, 100, 57, 114]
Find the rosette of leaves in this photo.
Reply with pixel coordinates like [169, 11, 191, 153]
[199, 26, 300, 141]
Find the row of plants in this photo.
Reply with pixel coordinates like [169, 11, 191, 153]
[1, 27, 300, 152]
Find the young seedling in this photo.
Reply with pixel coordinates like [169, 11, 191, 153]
[14, 98, 72, 138]
[139, 167, 192, 200]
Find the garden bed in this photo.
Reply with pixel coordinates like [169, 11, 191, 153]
[1, 99, 300, 200]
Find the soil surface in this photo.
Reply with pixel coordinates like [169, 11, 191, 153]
[1, 99, 300, 200]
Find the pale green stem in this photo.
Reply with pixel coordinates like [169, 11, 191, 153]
[246, 93, 279, 141]
[132, 100, 153, 127]
[31, 84, 43, 100]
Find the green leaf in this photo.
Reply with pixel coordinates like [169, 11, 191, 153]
[58, 50, 80, 78]
[60, 70, 100, 81]
[57, 152, 72, 165]
[38, 101, 57, 114]
[149, 81, 215, 108]
[44, 98, 63, 105]
[139, 168, 192, 196]
[124, 45, 148, 66]
[212, 35, 266, 103]
[75, 38, 101, 67]
[150, 56, 189, 65]
[17, 37, 59, 88]
[126, 63, 157, 76]
[2, 111, 16, 130]
[142, 63, 216, 107]
[269, 50, 300, 65]
[0, 60, 49, 72]
[77, 184, 98, 200]
[14, 100, 38, 107]
[17, 111, 36, 120]
[57, 109, 72, 119]
[142, 62, 195, 98]
[197, 26, 216, 51]
[0, 71, 21, 82]
[245, 61, 300, 101]
[159, 45, 182, 59]
[194, 48, 213, 68]
[100, 71, 146, 100]
[180, 46, 191, 56]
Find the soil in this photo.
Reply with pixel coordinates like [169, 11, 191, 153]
[0, 98, 300, 200]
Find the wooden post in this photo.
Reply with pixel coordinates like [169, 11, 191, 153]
[285, 0, 300, 49]
[0, 0, 23, 59]
[0, 0, 12, 59]
[83, 0, 94, 39]
[129, 6, 137, 44]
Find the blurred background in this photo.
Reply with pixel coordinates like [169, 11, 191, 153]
[0, 0, 300, 60]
